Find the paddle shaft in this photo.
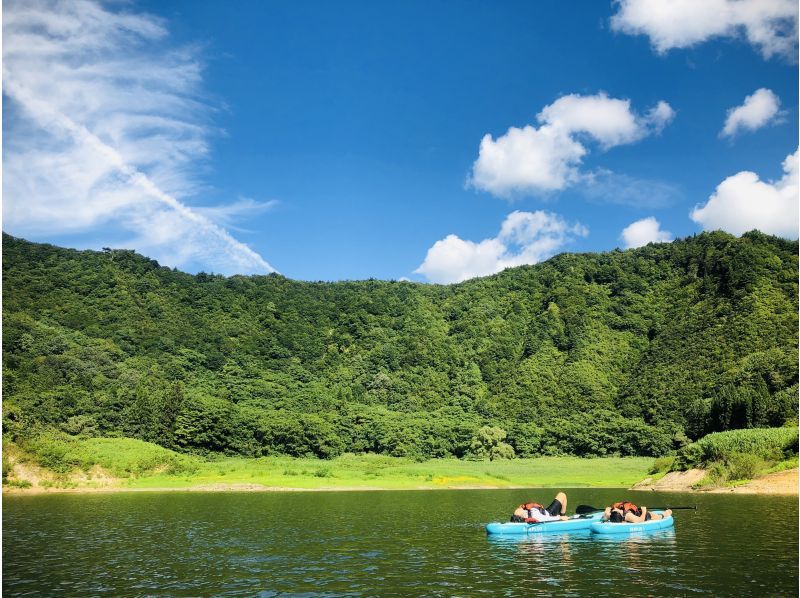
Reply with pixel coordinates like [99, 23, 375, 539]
[576, 504, 696, 514]
[524, 515, 594, 526]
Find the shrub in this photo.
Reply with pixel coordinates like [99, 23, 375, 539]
[726, 452, 766, 481]
[76, 437, 200, 476]
[677, 427, 798, 469]
[673, 442, 702, 470]
[314, 467, 332, 478]
[60, 415, 98, 437]
[648, 456, 675, 475]
[4, 479, 32, 489]
[22, 430, 80, 473]
[2, 455, 10, 481]
[695, 462, 728, 488]
[21, 433, 200, 477]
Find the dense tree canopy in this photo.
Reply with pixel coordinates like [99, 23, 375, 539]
[3, 231, 797, 459]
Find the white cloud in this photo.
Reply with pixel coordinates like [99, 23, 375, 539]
[2, 0, 275, 275]
[414, 211, 588, 284]
[646, 101, 677, 133]
[721, 88, 782, 137]
[195, 198, 279, 231]
[690, 149, 799, 238]
[468, 93, 674, 198]
[469, 125, 586, 195]
[620, 217, 672, 249]
[538, 94, 644, 148]
[611, 0, 798, 61]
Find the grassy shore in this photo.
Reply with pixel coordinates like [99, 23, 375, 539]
[125, 453, 653, 490]
[3, 437, 653, 491]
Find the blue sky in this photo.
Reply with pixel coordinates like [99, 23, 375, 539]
[3, 0, 798, 282]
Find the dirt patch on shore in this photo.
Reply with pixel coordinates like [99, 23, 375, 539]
[631, 467, 798, 494]
[709, 468, 798, 495]
[187, 483, 273, 492]
[631, 469, 707, 491]
[3, 448, 121, 494]
[4, 451, 56, 489]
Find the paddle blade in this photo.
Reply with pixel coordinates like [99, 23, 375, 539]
[575, 504, 602, 515]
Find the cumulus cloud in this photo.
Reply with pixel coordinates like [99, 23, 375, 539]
[611, 0, 798, 61]
[468, 93, 674, 198]
[414, 211, 588, 284]
[469, 125, 585, 196]
[620, 217, 672, 249]
[721, 88, 783, 137]
[646, 101, 677, 133]
[690, 149, 799, 238]
[3, 0, 275, 275]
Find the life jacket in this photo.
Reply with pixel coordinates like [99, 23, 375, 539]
[613, 501, 641, 517]
[520, 502, 547, 523]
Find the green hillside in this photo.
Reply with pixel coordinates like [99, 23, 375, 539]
[3, 230, 797, 460]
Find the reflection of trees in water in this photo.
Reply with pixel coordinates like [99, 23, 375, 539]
[514, 536, 575, 565]
[591, 528, 678, 575]
[488, 528, 678, 587]
[500, 536, 580, 590]
[591, 528, 676, 547]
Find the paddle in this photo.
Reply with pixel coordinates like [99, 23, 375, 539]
[575, 504, 697, 515]
[523, 513, 596, 525]
[525, 515, 588, 525]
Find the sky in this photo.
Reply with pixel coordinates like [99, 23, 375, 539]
[3, 0, 798, 282]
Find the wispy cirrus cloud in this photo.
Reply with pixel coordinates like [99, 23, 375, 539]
[3, 0, 275, 275]
[580, 169, 682, 208]
[195, 198, 279, 232]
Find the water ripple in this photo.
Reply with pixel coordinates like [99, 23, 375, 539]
[3, 489, 798, 596]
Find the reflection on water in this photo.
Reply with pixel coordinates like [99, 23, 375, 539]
[590, 527, 677, 544]
[484, 521, 680, 595]
[488, 527, 677, 546]
[3, 488, 798, 596]
[487, 529, 594, 545]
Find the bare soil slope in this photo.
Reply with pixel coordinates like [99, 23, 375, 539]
[631, 468, 798, 494]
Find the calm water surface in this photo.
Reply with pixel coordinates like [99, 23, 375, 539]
[4, 488, 798, 596]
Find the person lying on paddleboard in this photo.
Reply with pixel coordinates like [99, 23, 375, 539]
[510, 491, 570, 522]
[602, 501, 672, 523]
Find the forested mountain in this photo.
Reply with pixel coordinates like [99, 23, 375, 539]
[3, 231, 797, 459]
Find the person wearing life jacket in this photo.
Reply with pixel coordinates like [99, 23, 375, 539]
[602, 501, 672, 523]
[511, 491, 569, 523]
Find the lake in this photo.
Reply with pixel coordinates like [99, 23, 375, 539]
[3, 488, 797, 596]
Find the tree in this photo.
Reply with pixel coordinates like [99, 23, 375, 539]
[470, 426, 515, 461]
[3, 231, 797, 461]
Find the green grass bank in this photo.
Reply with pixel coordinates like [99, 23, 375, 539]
[3, 436, 652, 491]
[6, 428, 796, 493]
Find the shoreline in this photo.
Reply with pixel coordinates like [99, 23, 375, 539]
[2, 451, 655, 496]
[5, 471, 797, 496]
[3, 483, 631, 496]
[5, 447, 796, 497]
[631, 467, 798, 495]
